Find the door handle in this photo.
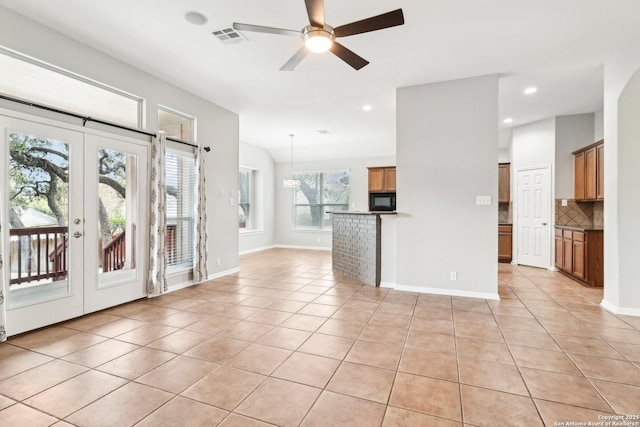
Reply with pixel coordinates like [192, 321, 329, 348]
[73, 231, 83, 238]
[542, 222, 547, 226]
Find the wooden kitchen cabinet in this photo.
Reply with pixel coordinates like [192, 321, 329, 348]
[555, 226, 603, 287]
[574, 140, 604, 202]
[597, 143, 605, 200]
[368, 166, 396, 192]
[498, 163, 510, 203]
[498, 225, 512, 263]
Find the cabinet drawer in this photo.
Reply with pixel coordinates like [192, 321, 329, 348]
[555, 229, 563, 237]
[499, 225, 512, 233]
[573, 231, 585, 242]
[563, 230, 573, 239]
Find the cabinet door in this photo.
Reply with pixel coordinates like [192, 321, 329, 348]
[563, 238, 573, 272]
[555, 235, 563, 269]
[574, 152, 585, 200]
[572, 240, 585, 280]
[585, 147, 597, 200]
[597, 143, 604, 200]
[498, 226, 512, 262]
[498, 163, 510, 203]
[368, 169, 384, 192]
[383, 168, 396, 192]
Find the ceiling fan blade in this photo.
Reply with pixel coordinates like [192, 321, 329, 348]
[305, 0, 325, 27]
[333, 9, 404, 38]
[280, 46, 309, 71]
[329, 42, 369, 70]
[233, 23, 300, 37]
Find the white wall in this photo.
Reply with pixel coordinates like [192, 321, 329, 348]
[511, 118, 556, 267]
[555, 113, 595, 199]
[0, 6, 240, 278]
[594, 108, 604, 142]
[395, 75, 499, 299]
[274, 156, 395, 249]
[602, 33, 640, 315]
[239, 142, 276, 254]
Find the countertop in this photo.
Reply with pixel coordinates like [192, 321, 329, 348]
[555, 224, 604, 231]
[329, 211, 398, 215]
[498, 223, 512, 226]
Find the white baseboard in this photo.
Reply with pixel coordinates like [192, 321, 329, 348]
[239, 245, 276, 255]
[384, 282, 500, 300]
[207, 267, 240, 281]
[600, 299, 640, 317]
[273, 244, 331, 251]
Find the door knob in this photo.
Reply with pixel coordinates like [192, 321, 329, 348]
[73, 231, 83, 238]
[542, 222, 547, 226]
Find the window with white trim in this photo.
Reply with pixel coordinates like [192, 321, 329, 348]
[165, 149, 196, 268]
[158, 106, 194, 143]
[0, 47, 143, 127]
[293, 170, 349, 229]
[238, 168, 253, 229]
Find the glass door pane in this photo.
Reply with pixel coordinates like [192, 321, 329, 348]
[8, 133, 70, 306]
[97, 148, 137, 287]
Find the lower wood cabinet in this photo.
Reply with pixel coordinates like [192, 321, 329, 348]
[554, 227, 603, 287]
[498, 225, 512, 263]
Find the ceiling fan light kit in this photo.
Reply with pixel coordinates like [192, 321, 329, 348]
[303, 25, 335, 53]
[233, 0, 404, 71]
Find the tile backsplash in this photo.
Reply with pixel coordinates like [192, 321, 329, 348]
[498, 203, 511, 223]
[555, 199, 604, 228]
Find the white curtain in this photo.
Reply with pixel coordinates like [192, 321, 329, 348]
[0, 198, 6, 342]
[147, 132, 167, 297]
[193, 145, 208, 282]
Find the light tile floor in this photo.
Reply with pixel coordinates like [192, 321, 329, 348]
[1, 248, 640, 426]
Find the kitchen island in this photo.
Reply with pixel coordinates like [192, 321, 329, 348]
[330, 211, 396, 287]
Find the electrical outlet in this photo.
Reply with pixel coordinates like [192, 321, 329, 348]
[476, 196, 491, 206]
[562, 199, 568, 207]
[450, 271, 457, 281]
[216, 257, 221, 266]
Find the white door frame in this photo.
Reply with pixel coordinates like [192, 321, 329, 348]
[1, 108, 149, 335]
[513, 164, 554, 269]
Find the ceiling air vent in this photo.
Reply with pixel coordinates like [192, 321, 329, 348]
[212, 27, 247, 45]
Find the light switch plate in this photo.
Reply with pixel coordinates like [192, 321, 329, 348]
[476, 195, 491, 206]
[562, 199, 568, 206]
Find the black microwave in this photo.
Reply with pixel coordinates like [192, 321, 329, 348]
[369, 192, 396, 211]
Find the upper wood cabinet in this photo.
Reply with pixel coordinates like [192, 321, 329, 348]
[574, 140, 604, 202]
[498, 163, 510, 203]
[368, 166, 396, 192]
[596, 143, 604, 200]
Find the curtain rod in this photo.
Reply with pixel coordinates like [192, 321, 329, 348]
[0, 94, 210, 152]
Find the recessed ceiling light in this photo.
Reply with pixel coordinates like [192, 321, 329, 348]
[185, 11, 208, 26]
[363, 105, 372, 112]
[523, 87, 537, 95]
[503, 118, 513, 124]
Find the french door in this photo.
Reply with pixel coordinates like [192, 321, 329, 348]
[1, 115, 148, 336]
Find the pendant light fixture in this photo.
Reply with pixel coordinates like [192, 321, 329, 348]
[283, 133, 301, 187]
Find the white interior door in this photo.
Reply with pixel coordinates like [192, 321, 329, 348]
[517, 166, 551, 268]
[2, 115, 148, 335]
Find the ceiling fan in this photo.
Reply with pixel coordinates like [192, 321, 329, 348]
[233, 0, 404, 71]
